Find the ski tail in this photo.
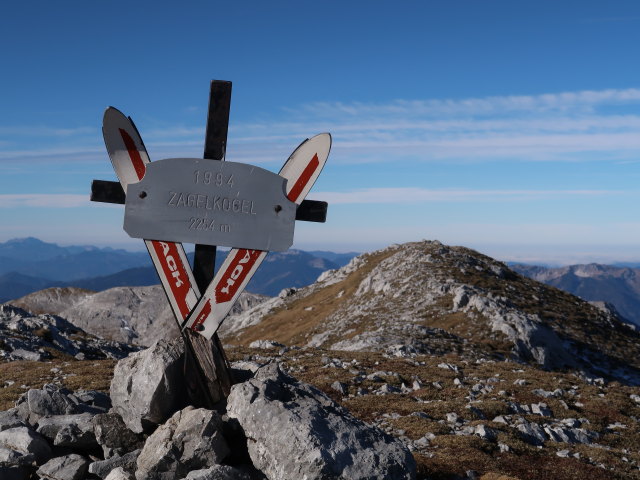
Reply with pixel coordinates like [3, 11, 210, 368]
[184, 249, 267, 337]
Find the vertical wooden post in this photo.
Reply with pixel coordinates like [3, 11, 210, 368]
[182, 81, 234, 408]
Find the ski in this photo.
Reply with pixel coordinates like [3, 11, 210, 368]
[102, 107, 200, 323]
[183, 133, 331, 338]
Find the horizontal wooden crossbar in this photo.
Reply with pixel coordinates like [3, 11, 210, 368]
[90, 179, 328, 223]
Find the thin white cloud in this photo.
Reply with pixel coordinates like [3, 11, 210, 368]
[0, 126, 96, 137]
[294, 88, 640, 118]
[2, 87, 640, 166]
[0, 194, 92, 208]
[313, 188, 616, 204]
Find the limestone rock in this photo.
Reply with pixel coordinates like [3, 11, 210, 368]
[0, 426, 52, 465]
[36, 454, 89, 480]
[0, 305, 139, 362]
[59, 286, 267, 346]
[248, 340, 285, 349]
[89, 449, 141, 479]
[227, 363, 416, 480]
[9, 287, 95, 316]
[93, 412, 144, 458]
[0, 445, 36, 466]
[184, 465, 252, 480]
[36, 413, 98, 450]
[0, 408, 27, 431]
[105, 467, 136, 480]
[16, 384, 79, 424]
[110, 339, 186, 433]
[516, 420, 547, 446]
[135, 406, 229, 480]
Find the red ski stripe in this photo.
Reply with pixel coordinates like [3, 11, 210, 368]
[287, 153, 319, 202]
[151, 241, 192, 318]
[119, 128, 146, 180]
[191, 299, 212, 331]
[215, 249, 263, 304]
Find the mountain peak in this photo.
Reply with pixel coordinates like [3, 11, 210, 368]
[5, 236, 49, 245]
[223, 240, 640, 385]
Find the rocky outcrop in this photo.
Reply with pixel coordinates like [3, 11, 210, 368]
[227, 363, 416, 480]
[0, 305, 139, 361]
[8, 287, 95, 316]
[59, 286, 267, 346]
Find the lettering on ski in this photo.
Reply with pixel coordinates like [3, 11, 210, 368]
[217, 249, 263, 302]
[103, 107, 200, 322]
[186, 249, 267, 336]
[147, 241, 198, 318]
[184, 133, 331, 338]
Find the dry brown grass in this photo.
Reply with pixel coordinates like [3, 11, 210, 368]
[230, 248, 398, 346]
[0, 359, 115, 410]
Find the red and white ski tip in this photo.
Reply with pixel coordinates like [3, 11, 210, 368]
[279, 133, 331, 203]
[103, 107, 150, 192]
[102, 107, 200, 323]
[183, 133, 331, 339]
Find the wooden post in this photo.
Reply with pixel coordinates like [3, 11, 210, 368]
[182, 80, 234, 408]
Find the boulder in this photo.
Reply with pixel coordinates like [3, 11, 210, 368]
[16, 384, 79, 424]
[184, 466, 252, 480]
[0, 426, 52, 465]
[106, 467, 136, 480]
[516, 420, 547, 445]
[135, 406, 229, 480]
[93, 412, 144, 458]
[36, 413, 98, 450]
[89, 449, 141, 479]
[226, 363, 416, 480]
[110, 339, 186, 433]
[0, 408, 27, 431]
[0, 446, 35, 466]
[36, 454, 89, 480]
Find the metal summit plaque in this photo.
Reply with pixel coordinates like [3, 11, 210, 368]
[124, 158, 297, 251]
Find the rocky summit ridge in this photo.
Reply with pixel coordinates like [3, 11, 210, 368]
[222, 240, 640, 385]
[0, 305, 139, 362]
[7, 287, 267, 347]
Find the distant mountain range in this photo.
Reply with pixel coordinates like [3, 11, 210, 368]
[511, 263, 640, 327]
[0, 238, 360, 302]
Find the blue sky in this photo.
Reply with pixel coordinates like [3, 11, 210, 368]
[2, 1, 640, 264]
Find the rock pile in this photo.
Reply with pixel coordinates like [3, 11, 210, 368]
[0, 305, 139, 361]
[0, 339, 417, 480]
